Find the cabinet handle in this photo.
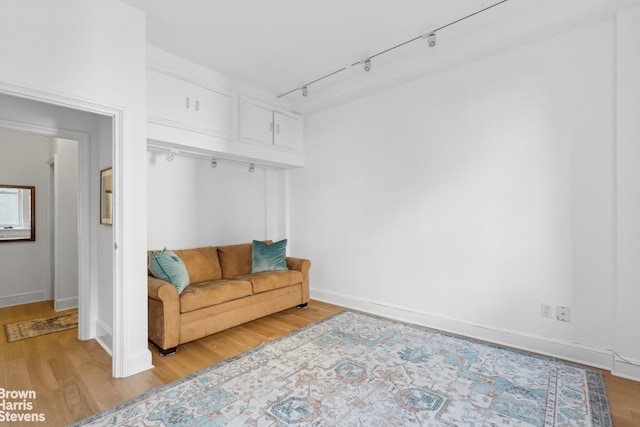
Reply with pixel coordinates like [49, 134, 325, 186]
[276, 124, 280, 134]
[195, 100, 200, 111]
[269, 122, 273, 132]
[186, 97, 190, 109]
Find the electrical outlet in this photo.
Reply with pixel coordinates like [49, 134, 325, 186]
[541, 303, 552, 318]
[557, 306, 570, 322]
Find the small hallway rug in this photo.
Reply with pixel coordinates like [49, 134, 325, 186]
[4, 310, 78, 343]
[72, 311, 611, 426]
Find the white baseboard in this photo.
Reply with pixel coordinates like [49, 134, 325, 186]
[310, 288, 638, 381]
[612, 356, 640, 381]
[0, 290, 47, 308]
[89, 319, 153, 378]
[95, 319, 113, 357]
[119, 350, 154, 379]
[54, 296, 78, 311]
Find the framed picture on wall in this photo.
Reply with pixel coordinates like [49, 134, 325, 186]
[100, 167, 113, 225]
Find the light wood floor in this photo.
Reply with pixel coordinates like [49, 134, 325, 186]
[1, 300, 639, 426]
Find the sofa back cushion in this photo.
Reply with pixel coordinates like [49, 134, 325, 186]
[251, 239, 288, 273]
[171, 246, 222, 283]
[217, 243, 254, 279]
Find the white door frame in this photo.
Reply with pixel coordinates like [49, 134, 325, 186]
[0, 82, 125, 374]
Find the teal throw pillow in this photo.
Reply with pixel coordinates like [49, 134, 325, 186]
[149, 248, 190, 294]
[251, 239, 288, 273]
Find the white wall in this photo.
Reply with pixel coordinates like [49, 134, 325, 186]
[614, 4, 640, 380]
[0, 130, 51, 306]
[0, 0, 151, 377]
[292, 15, 636, 374]
[147, 152, 287, 249]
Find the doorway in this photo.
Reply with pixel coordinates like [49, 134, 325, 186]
[0, 86, 152, 378]
[0, 92, 110, 349]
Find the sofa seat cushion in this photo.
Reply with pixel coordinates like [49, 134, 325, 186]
[236, 270, 303, 294]
[179, 279, 252, 313]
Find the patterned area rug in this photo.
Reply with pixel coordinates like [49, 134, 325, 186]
[4, 311, 78, 343]
[72, 311, 611, 426]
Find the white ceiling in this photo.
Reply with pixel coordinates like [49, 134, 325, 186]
[120, 0, 637, 113]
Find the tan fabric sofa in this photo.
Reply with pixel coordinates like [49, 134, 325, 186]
[148, 242, 310, 355]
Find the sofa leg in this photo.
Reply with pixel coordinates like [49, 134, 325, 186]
[297, 302, 308, 309]
[159, 346, 178, 356]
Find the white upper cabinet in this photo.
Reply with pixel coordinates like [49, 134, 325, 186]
[241, 100, 274, 145]
[241, 98, 302, 152]
[147, 67, 236, 139]
[145, 57, 304, 168]
[273, 111, 300, 151]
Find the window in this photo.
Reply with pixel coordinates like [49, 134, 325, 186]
[0, 187, 33, 236]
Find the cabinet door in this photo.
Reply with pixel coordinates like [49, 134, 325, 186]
[273, 111, 300, 150]
[241, 101, 274, 145]
[147, 68, 235, 139]
[148, 68, 192, 125]
[188, 84, 234, 138]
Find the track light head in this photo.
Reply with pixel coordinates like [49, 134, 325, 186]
[166, 150, 175, 162]
[363, 58, 372, 72]
[301, 86, 308, 97]
[423, 32, 437, 47]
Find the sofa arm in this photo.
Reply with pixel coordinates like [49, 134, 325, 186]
[286, 257, 310, 303]
[148, 276, 179, 301]
[148, 276, 180, 352]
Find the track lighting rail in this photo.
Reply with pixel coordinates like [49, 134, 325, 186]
[147, 143, 281, 170]
[278, 67, 347, 98]
[276, 0, 509, 99]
